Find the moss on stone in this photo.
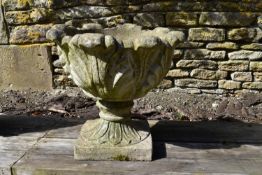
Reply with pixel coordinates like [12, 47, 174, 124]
[112, 155, 130, 161]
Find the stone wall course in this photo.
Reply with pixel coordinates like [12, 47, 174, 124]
[199, 12, 257, 27]
[184, 49, 226, 60]
[190, 69, 228, 80]
[175, 79, 218, 88]
[188, 28, 225, 42]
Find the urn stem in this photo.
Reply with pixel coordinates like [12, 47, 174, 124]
[96, 100, 133, 122]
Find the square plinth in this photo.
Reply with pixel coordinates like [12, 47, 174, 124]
[74, 119, 152, 161]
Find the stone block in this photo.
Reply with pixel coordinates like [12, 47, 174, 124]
[228, 50, 262, 60]
[253, 27, 262, 42]
[199, 12, 256, 26]
[242, 82, 262, 90]
[0, 1, 8, 44]
[176, 60, 217, 69]
[10, 24, 52, 44]
[250, 62, 262, 71]
[74, 119, 152, 161]
[134, 13, 165, 28]
[175, 79, 217, 88]
[184, 49, 226, 60]
[55, 6, 118, 21]
[173, 49, 183, 59]
[92, 15, 131, 28]
[53, 75, 74, 88]
[167, 69, 189, 78]
[241, 43, 262, 50]
[189, 28, 225, 42]
[218, 80, 241, 90]
[190, 69, 227, 80]
[228, 28, 256, 41]
[0, 45, 53, 90]
[2, 0, 80, 11]
[166, 12, 197, 26]
[157, 79, 173, 89]
[219, 61, 249, 71]
[206, 42, 238, 50]
[254, 72, 262, 82]
[5, 8, 56, 25]
[231, 72, 252, 82]
[258, 15, 262, 28]
[176, 42, 205, 49]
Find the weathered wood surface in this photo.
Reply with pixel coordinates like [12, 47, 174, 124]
[0, 117, 262, 175]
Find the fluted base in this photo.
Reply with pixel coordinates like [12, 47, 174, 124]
[74, 119, 152, 161]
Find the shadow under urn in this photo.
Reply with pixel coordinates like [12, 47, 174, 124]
[47, 23, 183, 161]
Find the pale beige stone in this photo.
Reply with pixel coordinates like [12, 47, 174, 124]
[175, 79, 217, 88]
[219, 61, 249, 71]
[250, 62, 262, 71]
[166, 12, 197, 26]
[191, 69, 227, 80]
[189, 28, 225, 41]
[206, 42, 238, 50]
[231, 72, 252, 82]
[176, 60, 217, 69]
[218, 80, 241, 90]
[0, 45, 53, 90]
[167, 69, 189, 78]
[242, 82, 262, 90]
[254, 72, 262, 82]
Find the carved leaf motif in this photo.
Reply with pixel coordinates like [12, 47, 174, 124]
[80, 119, 147, 146]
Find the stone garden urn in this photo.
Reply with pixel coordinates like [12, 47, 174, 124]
[47, 23, 183, 161]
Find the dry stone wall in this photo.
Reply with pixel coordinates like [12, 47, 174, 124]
[0, 0, 262, 94]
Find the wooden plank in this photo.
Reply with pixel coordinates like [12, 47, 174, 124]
[12, 138, 262, 175]
[12, 154, 250, 175]
[0, 136, 42, 151]
[0, 151, 24, 175]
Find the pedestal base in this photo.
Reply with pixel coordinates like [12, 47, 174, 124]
[74, 119, 152, 161]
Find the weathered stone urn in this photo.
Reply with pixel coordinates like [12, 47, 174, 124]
[47, 22, 183, 161]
